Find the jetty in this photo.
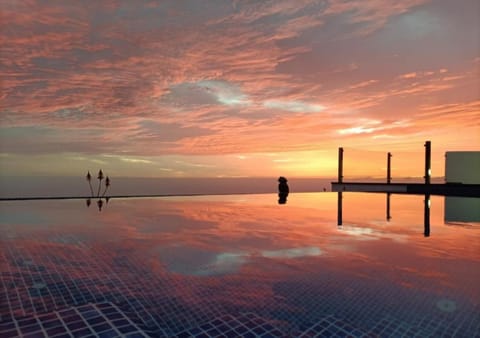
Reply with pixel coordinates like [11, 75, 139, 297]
[331, 141, 480, 198]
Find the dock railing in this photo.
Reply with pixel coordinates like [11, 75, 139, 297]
[332, 141, 480, 198]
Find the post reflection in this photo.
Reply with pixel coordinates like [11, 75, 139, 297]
[337, 192, 342, 227]
[386, 193, 391, 221]
[424, 194, 431, 237]
[337, 193, 432, 237]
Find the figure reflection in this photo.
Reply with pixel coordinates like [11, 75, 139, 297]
[278, 176, 289, 204]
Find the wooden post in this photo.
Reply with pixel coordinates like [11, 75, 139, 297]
[337, 147, 344, 226]
[424, 141, 431, 184]
[387, 152, 392, 184]
[338, 147, 343, 183]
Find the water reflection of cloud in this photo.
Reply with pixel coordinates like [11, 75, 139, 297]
[339, 224, 375, 237]
[135, 214, 216, 233]
[157, 246, 247, 276]
[338, 224, 408, 243]
[261, 247, 322, 259]
[157, 246, 323, 276]
[206, 252, 248, 275]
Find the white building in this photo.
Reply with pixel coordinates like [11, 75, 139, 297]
[445, 151, 480, 184]
[444, 151, 480, 222]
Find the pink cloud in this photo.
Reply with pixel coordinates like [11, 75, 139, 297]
[399, 72, 417, 79]
[323, 0, 429, 35]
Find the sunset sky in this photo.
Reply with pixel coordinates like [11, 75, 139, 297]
[1, 0, 479, 179]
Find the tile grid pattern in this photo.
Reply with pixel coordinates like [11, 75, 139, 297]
[1, 229, 479, 337]
[0, 301, 150, 338]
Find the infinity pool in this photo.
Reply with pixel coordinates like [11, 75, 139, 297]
[1, 193, 479, 337]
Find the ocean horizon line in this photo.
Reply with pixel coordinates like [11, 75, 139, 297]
[0, 176, 444, 199]
[0, 191, 277, 201]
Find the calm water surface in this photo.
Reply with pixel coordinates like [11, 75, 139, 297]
[1, 193, 479, 337]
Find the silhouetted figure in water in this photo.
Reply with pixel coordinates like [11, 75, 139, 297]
[278, 176, 289, 204]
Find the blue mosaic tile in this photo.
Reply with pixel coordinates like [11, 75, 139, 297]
[23, 332, 47, 338]
[72, 328, 94, 337]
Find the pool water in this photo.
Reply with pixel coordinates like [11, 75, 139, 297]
[0, 193, 479, 337]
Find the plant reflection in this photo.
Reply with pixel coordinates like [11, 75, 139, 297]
[85, 170, 111, 211]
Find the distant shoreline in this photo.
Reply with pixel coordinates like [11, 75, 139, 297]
[0, 176, 445, 200]
[0, 191, 276, 201]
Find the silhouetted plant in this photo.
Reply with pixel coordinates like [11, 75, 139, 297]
[102, 176, 110, 197]
[86, 171, 94, 196]
[96, 169, 104, 197]
[85, 169, 111, 211]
